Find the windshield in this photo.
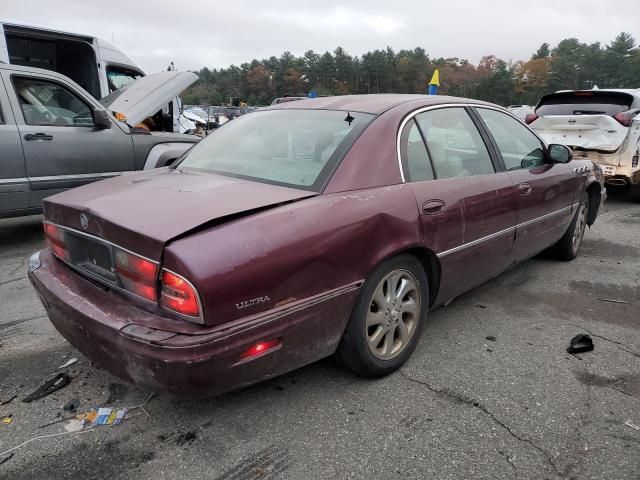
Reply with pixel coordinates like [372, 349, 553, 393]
[177, 109, 373, 191]
[536, 91, 634, 116]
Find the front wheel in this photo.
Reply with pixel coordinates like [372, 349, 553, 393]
[630, 184, 640, 203]
[551, 192, 589, 261]
[335, 254, 428, 377]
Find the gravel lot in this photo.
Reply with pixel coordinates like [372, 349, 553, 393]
[1, 193, 638, 480]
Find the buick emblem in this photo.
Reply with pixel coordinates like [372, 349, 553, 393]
[80, 213, 89, 230]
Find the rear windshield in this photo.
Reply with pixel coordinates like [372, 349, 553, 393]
[176, 109, 373, 191]
[536, 91, 634, 116]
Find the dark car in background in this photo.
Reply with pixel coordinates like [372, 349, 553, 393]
[29, 94, 604, 396]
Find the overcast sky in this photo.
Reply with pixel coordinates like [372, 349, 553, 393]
[3, 0, 639, 73]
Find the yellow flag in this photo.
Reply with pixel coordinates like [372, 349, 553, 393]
[429, 69, 440, 86]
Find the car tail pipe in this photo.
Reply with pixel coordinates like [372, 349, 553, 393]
[605, 178, 627, 186]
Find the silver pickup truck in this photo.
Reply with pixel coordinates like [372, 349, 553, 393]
[0, 62, 200, 218]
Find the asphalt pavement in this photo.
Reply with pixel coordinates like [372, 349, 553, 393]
[0, 193, 638, 480]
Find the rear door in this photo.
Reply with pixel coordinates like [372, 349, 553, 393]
[0, 72, 28, 215]
[401, 106, 517, 303]
[2, 70, 134, 207]
[474, 107, 576, 261]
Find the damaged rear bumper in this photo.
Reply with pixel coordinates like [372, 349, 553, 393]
[28, 249, 358, 397]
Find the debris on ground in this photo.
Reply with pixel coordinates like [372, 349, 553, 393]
[597, 298, 629, 305]
[1, 415, 12, 425]
[625, 420, 640, 431]
[63, 398, 80, 412]
[0, 395, 16, 406]
[474, 304, 487, 309]
[485, 336, 496, 342]
[0, 453, 13, 465]
[567, 334, 594, 354]
[22, 373, 71, 403]
[59, 358, 78, 369]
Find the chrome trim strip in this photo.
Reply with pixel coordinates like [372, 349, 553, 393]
[30, 171, 125, 183]
[436, 205, 575, 258]
[208, 281, 363, 343]
[0, 177, 29, 185]
[516, 204, 573, 229]
[437, 225, 516, 258]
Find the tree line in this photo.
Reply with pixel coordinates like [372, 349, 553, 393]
[182, 33, 640, 107]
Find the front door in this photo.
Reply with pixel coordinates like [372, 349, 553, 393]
[400, 107, 518, 304]
[473, 107, 576, 261]
[1, 71, 135, 207]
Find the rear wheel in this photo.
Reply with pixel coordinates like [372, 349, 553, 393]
[336, 254, 428, 377]
[552, 192, 589, 261]
[630, 184, 640, 203]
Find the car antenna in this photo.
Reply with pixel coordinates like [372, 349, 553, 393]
[345, 112, 354, 125]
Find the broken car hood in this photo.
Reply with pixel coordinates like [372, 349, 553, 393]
[99, 71, 198, 126]
[42, 168, 316, 260]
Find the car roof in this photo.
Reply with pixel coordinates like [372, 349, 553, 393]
[265, 94, 497, 115]
[0, 61, 71, 79]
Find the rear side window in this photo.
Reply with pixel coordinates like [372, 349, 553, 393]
[13, 76, 94, 127]
[414, 108, 495, 179]
[536, 91, 634, 116]
[476, 108, 545, 171]
[400, 119, 434, 182]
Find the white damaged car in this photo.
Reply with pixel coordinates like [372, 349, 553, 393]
[526, 89, 640, 201]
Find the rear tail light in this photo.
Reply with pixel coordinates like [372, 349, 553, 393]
[160, 270, 200, 317]
[633, 152, 639, 168]
[114, 249, 158, 302]
[525, 112, 538, 125]
[43, 222, 70, 261]
[613, 110, 638, 127]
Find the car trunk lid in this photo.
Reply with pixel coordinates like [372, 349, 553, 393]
[531, 114, 629, 152]
[42, 168, 317, 260]
[531, 90, 635, 152]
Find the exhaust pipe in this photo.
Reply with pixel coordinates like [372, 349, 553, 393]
[606, 178, 628, 186]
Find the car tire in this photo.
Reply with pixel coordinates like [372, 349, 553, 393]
[335, 254, 429, 377]
[552, 192, 589, 261]
[630, 184, 640, 203]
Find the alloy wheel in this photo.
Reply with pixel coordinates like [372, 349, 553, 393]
[572, 202, 587, 251]
[366, 269, 421, 360]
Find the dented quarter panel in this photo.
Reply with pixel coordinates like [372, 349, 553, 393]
[163, 183, 424, 326]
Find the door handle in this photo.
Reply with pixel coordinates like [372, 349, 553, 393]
[24, 133, 53, 141]
[422, 199, 446, 215]
[518, 183, 532, 195]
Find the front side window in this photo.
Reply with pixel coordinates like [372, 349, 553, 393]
[106, 66, 144, 93]
[414, 108, 495, 179]
[476, 108, 545, 171]
[178, 109, 373, 191]
[13, 77, 94, 127]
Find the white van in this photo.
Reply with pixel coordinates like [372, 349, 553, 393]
[0, 21, 195, 133]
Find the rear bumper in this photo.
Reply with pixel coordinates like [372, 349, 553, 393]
[28, 249, 358, 397]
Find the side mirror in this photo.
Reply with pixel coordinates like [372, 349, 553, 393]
[93, 109, 112, 129]
[547, 144, 572, 164]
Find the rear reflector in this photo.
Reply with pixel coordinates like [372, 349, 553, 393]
[160, 270, 200, 317]
[241, 339, 281, 359]
[525, 112, 538, 125]
[43, 222, 70, 261]
[114, 248, 158, 302]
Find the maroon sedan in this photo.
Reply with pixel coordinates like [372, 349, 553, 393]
[29, 95, 605, 396]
